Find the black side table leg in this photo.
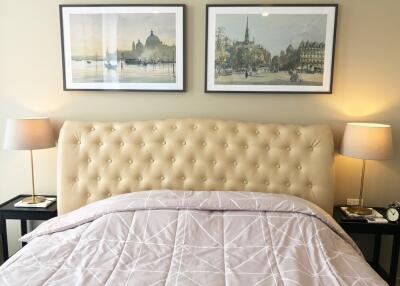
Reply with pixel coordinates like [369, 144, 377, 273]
[388, 234, 400, 286]
[20, 220, 27, 247]
[372, 234, 381, 266]
[0, 218, 9, 261]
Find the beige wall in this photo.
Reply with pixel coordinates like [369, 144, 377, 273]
[0, 0, 399, 275]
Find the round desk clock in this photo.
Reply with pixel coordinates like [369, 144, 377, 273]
[386, 201, 400, 223]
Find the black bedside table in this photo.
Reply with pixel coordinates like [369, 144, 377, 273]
[0, 194, 57, 261]
[333, 206, 400, 286]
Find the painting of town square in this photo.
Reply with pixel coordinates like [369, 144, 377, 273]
[206, 5, 337, 93]
[60, 5, 185, 91]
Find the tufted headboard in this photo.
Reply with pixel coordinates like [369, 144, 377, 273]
[57, 119, 334, 214]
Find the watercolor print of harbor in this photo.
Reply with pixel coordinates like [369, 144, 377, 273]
[68, 13, 177, 84]
[214, 14, 327, 86]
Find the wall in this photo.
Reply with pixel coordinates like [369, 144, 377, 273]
[0, 0, 399, 277]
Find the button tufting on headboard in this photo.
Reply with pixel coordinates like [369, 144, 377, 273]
[57, 119, 334, 214]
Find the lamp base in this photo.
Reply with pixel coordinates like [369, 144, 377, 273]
[22, 196, 46, 204]
[347, 205, 372, 215]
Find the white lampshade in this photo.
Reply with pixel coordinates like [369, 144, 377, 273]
[340, 123, 393, 160]
[3, 118, 55, 150]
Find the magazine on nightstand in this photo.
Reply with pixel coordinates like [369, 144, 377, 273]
[340, 207, 388, 223]
[14, 197, 56, 208]
[340, 206, 383, 218]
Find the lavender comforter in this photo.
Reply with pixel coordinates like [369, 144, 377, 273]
[0, 190, 386, 285]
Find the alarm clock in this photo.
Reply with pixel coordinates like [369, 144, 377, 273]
[386, 201, 400, 223]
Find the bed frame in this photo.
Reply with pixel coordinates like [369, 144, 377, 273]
[57, 119, 334, 214]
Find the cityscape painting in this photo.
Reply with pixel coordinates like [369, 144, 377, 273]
[60, 5, 185, 91]
[205, 5, 338, 93]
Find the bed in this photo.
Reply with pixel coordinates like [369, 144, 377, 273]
[0, 119, 386, 285]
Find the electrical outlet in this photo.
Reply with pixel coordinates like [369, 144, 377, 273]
[347, 198, 362, 206]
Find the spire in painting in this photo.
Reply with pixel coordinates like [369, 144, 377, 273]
[244, 16, 250, 44]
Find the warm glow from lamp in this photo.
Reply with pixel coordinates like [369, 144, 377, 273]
[330, 82, 398, 118]
[347, 122, 390, 128]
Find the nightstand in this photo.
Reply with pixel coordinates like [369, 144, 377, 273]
[333, 206, 400, 286]
[0, 194, 57, 261]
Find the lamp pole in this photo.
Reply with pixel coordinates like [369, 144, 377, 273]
[358, 159, 366, 208]
[348, 159, 372, 215]
[22, 150, 45, 204]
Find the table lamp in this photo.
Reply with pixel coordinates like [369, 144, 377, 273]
[340, 123, 393, 215]
[3, 118, 55, 204]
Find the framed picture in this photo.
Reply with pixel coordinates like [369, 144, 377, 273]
[205, 4, 338, 94]
[60, 4, 185, 92]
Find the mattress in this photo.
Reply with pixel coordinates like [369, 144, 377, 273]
[0, 190, 386, 285]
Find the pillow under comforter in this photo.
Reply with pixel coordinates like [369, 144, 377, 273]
[0, 190, 386, 285]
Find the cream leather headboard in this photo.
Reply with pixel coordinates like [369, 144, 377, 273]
[57, 119, 334, 214]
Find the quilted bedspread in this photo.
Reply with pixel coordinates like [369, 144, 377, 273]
[0, 190, 386, 286]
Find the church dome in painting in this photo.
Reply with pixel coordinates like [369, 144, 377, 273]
[145, 30, 162, 49]
[136, 39, 144, 52]
[136, 39, 143, 49]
